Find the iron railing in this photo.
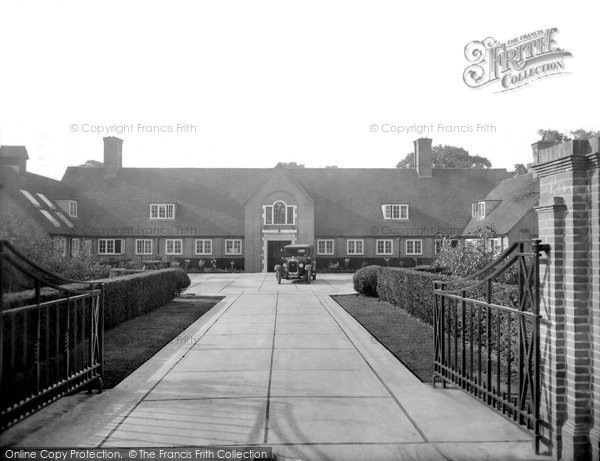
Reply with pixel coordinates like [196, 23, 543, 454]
[433, 240, 548, 453]
[0, 240, 104, 431]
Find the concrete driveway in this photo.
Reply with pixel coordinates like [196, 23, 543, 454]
[1, 274, 547, 460]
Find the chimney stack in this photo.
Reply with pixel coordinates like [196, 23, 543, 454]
[414, 137, 432, 178]
[103, 136, 123, 178]
[531, 132, 561, 164]
[531, 140, 558, 165]
[0, 146, 28, 175]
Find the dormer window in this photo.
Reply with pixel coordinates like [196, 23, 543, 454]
[69, 200, 78, 218]
[472, 201, 486, 220]
[150, 203, 176, 219]
[382, 204, 409, 220]
[264, 201, 296, 225]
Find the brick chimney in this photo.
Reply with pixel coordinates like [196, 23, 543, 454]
[414, 137, 432, 177]
[0, 146, 28, 175]
[531, 140, 558, 165]
[103, 136, 123, 178]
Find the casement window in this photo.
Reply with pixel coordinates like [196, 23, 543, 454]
[195, 239, 212, 255]
[68, 200, 78, 217]
[317, 239, 334, 255]
[150, 203, 176, 219]
[98, 239, 124, 255]
[165, 239, 183, 255]
[488, 238, 501, 253]
[406, 239, 423, 255]
[264, 201, 296, 225]
[472, 201, 486, 220]
[54, 237, 67, 256]
[347, 239, 364, 255]
[225, 239, 242, 255]
[136, 239, 153, 255]
[376, 239, 393, 255]
[435, 239, 459, 254]
[382, 204, 409, 220]
[71, 238, 81, 257]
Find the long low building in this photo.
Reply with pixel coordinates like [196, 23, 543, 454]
[1, 137, 525, 272]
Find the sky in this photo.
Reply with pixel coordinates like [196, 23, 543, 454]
[0, 0, 598, 180]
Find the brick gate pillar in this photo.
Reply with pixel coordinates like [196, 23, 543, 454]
[533, 138, 600, 460]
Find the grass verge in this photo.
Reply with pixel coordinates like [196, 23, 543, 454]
[332, 294, 433, 383]
[103, 297, 222, 388]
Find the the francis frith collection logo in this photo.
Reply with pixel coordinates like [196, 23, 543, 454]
[463, 28, 572, 92]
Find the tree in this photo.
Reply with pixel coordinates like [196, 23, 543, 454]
[537, 129, 570, 143]
[396, 145, 492, 169]
[537, 128, 600, 142]
[78, 160, 103, 168]
[275, 162, 305, 168]
[570, 129, 600, 140]
[396, 153, 414, 169]
[512, 163, 528, 176]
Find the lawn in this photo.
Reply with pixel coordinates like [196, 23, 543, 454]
[332, 294, 434, 383]
[102, 297, 222, 388]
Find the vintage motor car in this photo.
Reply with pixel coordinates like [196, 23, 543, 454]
[274, 244, 317, 284]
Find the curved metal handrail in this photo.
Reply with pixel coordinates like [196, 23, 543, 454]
[3, 252, 97, 296]
[434, 241, 522, 287]
[435, 254, 522, 296]
[0, 239, 102, 291]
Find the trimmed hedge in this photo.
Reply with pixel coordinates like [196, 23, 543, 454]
[97, 269, 191, 329]
[353, 265, 379, 297]
[375, 267, 527, 374]
[376, 267, 452, 324]
[4, 269, 191, 330]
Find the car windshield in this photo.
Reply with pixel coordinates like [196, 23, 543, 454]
[284, 248, 309, 257]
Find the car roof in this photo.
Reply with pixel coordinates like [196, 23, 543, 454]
[284, 244, 313, 249]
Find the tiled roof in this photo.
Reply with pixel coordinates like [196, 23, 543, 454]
[0, 165, 127, 236]
[62, 166, 511, 237]
[463, 173, 539, 236]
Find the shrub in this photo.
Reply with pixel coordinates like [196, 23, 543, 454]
[432, 238, 523, 284]
[353, 265, 379, 297]
[5, 268, 191, 330]
[432, 240, 494, 278]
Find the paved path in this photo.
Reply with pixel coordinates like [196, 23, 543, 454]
[1, 274, 547, 460]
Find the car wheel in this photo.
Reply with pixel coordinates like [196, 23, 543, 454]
[312, 272, 316, 280]
[276, 270, 281, 284]
[306, 269, 311, 284]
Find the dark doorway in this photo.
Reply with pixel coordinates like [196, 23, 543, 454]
[267, 240, 291, 272]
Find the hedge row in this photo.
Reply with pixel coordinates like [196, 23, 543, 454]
[95, 268, 191, 329]
[354, 266, 528, 374]
[4, 268, 191, 330]
[375, 267, 453, 324]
